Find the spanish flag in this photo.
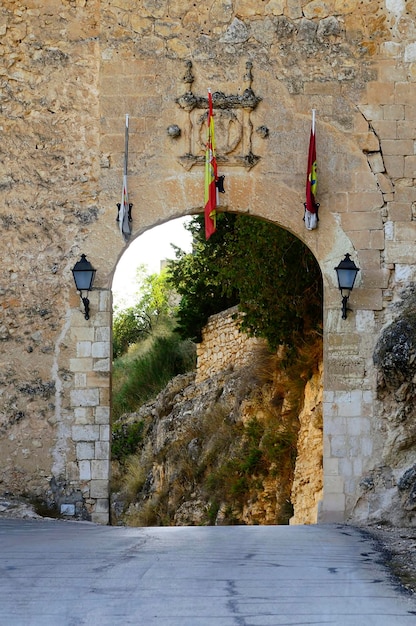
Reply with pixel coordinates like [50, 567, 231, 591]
[204, 89, 217, 239]
[304, 110, 319, 231]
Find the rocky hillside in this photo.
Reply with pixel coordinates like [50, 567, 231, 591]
[111, 343, 323, 526]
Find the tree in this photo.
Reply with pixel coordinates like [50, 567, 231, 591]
[168, 214, 239, 342]
[167, 214, 322, 352]
[113, 267, 178, 358]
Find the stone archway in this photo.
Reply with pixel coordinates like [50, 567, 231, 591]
[7, 2, 414, 526]
[66, 90, 386, 523]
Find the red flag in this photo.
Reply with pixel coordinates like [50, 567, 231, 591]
[204, 90, 217, 239]
[305, 110, 318, 231]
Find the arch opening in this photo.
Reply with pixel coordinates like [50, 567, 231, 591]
[109, 212, 324, 527]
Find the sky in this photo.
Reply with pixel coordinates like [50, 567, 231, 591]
[112, 217, 193, 309]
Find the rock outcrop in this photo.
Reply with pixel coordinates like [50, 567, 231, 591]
[353, 287, 416, 526]
[111, 343, 323, 526]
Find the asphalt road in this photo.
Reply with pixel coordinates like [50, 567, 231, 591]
[0, 519, 415, 625]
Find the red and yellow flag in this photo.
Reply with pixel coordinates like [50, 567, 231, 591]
[305, 110, 318, 231]
[204, 89, 217, 239]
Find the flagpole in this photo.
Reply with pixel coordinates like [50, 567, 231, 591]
[124, 114, 129, 176]
[119, 113, 131, 241]
[312, 108, 316, 134]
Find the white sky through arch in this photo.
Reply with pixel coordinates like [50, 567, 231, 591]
[112, 217, 193, 310]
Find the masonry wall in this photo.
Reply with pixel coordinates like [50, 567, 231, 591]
[1, 0, 416, 524]
[195, 306, 264, 384]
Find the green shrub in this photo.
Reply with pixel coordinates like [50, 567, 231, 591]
[112, 333, 195, 420]
[111, 421, 145, 463]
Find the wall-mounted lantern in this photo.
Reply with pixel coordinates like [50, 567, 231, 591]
[72, 254, 96, 320]
[334, 253, 360, 320]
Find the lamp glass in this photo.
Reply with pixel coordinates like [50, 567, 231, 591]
[335, 254, 359, 292]
[72, 254, 96, 292]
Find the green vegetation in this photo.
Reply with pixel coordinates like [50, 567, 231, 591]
[111, 215, 323, 526]
[112, 332, 195, 422]
[168, 214, 322, 352]
[113, 266, 177, 359]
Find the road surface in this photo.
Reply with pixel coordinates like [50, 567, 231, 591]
[1, 519, 415, 625]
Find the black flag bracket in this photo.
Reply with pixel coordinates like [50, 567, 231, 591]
[116, 203, 133, 223]
[303, 202, 320, 222]
[216, 175, 225, 194]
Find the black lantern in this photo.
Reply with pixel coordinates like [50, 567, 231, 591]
[334, 253, 360, 320]
[72, 254, 96, 320]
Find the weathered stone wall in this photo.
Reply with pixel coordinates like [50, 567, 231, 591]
[1, 0, 416, 524]
[196, 306, 264, 384]
[290, 364, 323, 525]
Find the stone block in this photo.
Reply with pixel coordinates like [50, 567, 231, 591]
[404, 155, 416, 178]
[91, 459, 110, 480]
[325, 417, 347, 435]
[397, 120, 416, 139]
[91, 511, 109, 525]
[265, 0, 285, 15]
[380, 138, 414, 156]
[93, 358, 111, 373]
[405, 104, 416, 120]
[324, 457, 340, 476]
[367, 152, 384, 173]
[99, 290, 111, 312]
[395, 221, 416, 241]
[341, 212, 383, 231]
[69, 358, 94, 373]
[90, 480, 109, 499]
[72, 425, 100, 442]
[361, 269, 390, 289]
[95, 406, 110, 424]
[79, 460, 91, 481]
[338, 458, 353, 477]
[370, 229, 385, 250]
[357, 250, 381, 269]
[100, 388, 110, 405]
[74, 407, 93, 425]
[352, 288, 383, 310]
[383, 155, 404, 177]
[87, 372, 110, 388]
[384, 242, 416, 264]
[346, 417, 370, 436]
[95, 441, 110, 460]
[325, 475, 345, 493]
[395, 81, 416, 103]
[347, 230, 372, 250]
[95, 326, 110, 342]
[330, 435, 347, 458]
[366, 81, 395, 105]
[92, 341, 110, 358]
[74, 373, 87, 388]
[394, 184, 416, 203]
[361, 437, 373, 456]
[70, 327, 94, 341]
[70, 388, 99, 407]
[376, 173, 393, 194]
[347, 192, 383, 211]
[321, 493, 345, 512]
[356, 309, 376, 332]
[358, 104, 383, 121]
[76, 442, 95, 460]
[373, 119, 397, 140]
[383, 104, 405, 120]
[94, 498, 110, 513]
[100, 425, 111, 442]
[76, 341, 92, 358]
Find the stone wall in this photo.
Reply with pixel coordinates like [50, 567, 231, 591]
[196, 307, 263, 384]
[1, 0, 416, 524]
